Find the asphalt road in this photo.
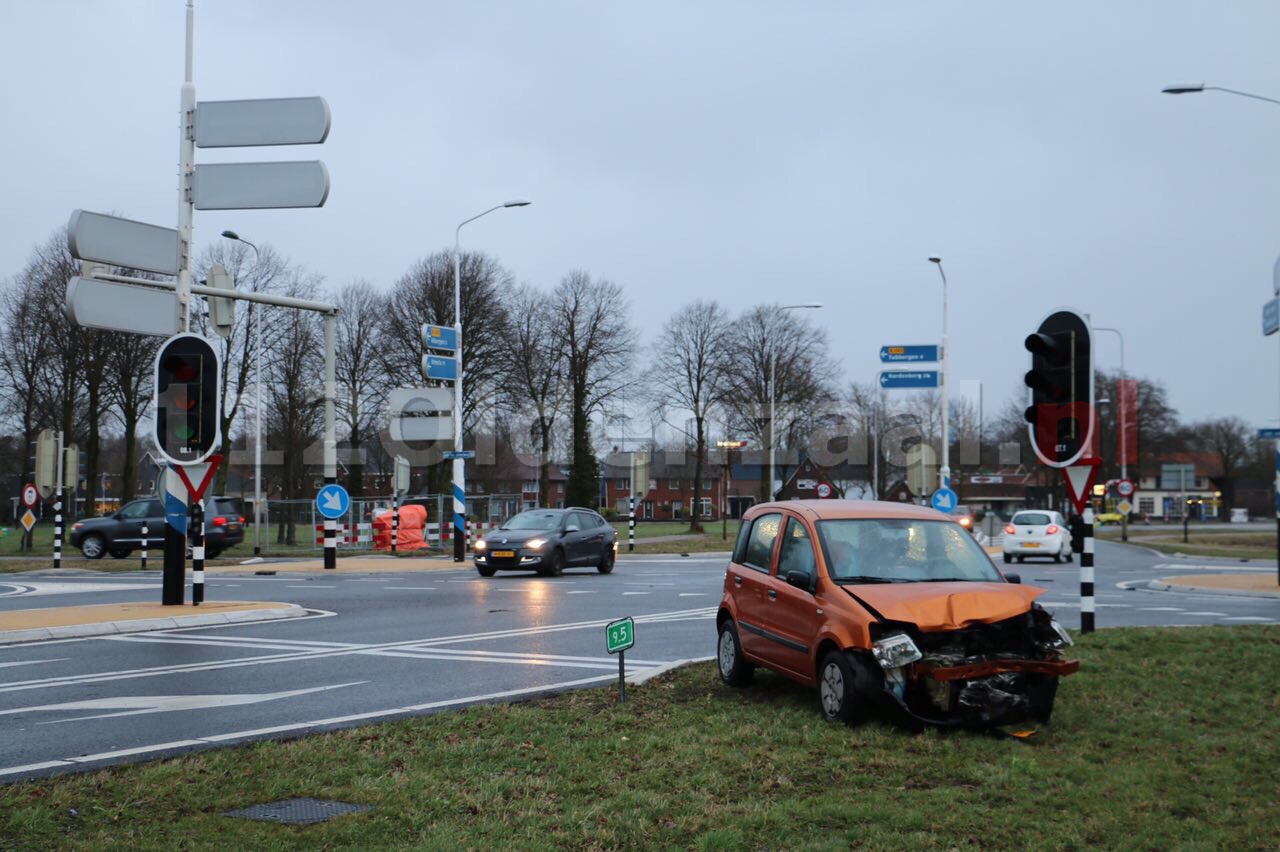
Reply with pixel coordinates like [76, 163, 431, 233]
[0, 542, 1276, 781]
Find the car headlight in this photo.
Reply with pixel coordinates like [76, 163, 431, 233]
[526, 538, 547, 550]
[872, 633, 923, 669]
[474, 539, 486, 551]
[1049, 619, 1074, 647]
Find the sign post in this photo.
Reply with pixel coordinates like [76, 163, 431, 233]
[606, 616, 635, 704]
[1062, 458, 1102, 634]
[316, 483, 351, 570]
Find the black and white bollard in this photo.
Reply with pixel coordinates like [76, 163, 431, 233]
[628, 495, 635, 553]
[1080, 506, 1095, 634]
[53, 487, 62, 570]
[324, 477, 337, 570]
[141, 522, 148, 570]
[391, 493, 399, 556]
[191, 499, 205, 606]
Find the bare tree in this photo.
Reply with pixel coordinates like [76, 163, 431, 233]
[1192, 416, 1252, 520]
[104, 332, 159, 502]
[845, 381, 895, 498]
[648, 300, 731, 531]
[720, 305, 836, 499]
[550, 271, 637, 508]
[502, 284, 566, 506]
[0, 274, 53, 548]
[333, 281, 388, 497]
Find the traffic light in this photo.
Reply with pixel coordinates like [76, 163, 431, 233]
[154, 333, 221, 464]
[1023, 309, 1093, 468]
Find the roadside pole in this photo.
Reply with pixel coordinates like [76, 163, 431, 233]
[162, 467, 188, 605]
[140, 522, 148, 570]
[391, 492, 399, 556]
[191, 498, 204, 606]
[323, 314, 338, 570]
[628, 495, 635, 553]
[53, 431, 63, 571]
[1081, 506, 1095, 634]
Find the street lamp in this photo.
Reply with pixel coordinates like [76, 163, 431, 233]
[1163, 81, 1280, 584]
[451, 200, 531, 561]
[927, 258, 951, 491]
[769, 303, 822, 501]
[220, 230, 263, 557]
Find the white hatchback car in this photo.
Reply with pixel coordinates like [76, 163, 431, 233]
[1002, 510, 1072, 564]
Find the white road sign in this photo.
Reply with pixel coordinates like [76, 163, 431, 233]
[66, 210, 181, 276]
[192, 161, 330, 210]
[195, 97, 331, 148]
[390, 416, 452, 442]
[388, 387, 453, 416]
[65, 277, 180, 337]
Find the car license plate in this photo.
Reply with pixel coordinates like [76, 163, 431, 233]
[1024, 542, 1040, 548]
[492, 550, 515, 558]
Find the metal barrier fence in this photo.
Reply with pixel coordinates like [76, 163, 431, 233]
[240, 494, 524, 556]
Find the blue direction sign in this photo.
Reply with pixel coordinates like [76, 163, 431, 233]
[930, 487, 958, 512]
[880, 345, 939, 364]
[442, 450, 476, 460]
[315, 483, 350, 519]
[879, 370, 940, 389]
[1264, 298, 1279, 336]
[422, 324, 458, 352]
[421, 354, 458, 382]
[1259, 428, 1280, 440]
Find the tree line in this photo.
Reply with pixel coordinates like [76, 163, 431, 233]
[0, 225, 1267, 527]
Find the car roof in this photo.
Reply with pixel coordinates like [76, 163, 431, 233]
[745, 500, 952, 523]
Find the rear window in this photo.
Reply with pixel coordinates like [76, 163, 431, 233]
[1013, 513, 1051, 526]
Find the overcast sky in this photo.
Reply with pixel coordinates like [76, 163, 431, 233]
[3, 1, 1277, 443]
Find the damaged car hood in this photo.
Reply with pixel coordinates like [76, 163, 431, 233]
[846, 582, 1045, 631]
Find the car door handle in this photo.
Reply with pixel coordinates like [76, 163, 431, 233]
[767, 589, 777, 600]
[733, 576, 742, 587]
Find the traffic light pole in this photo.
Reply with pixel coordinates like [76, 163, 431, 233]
[323, 314, 338, 571]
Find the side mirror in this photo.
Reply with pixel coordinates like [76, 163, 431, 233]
[1005, 572, 1022, 585]
[785, 570, 814, 592]
[565, 524, 581, 533]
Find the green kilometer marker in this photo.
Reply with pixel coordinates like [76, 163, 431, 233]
[606, 616, 634, 704]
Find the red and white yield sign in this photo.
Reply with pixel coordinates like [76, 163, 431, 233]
[21, 483, 39, 508]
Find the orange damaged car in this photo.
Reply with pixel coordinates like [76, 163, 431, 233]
[717, 501, 1078, 729]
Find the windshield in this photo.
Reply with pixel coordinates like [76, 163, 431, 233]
[1013, 513, 1052, 526]
[502, 511, 563, 531]
[816, 519, 1003, 583]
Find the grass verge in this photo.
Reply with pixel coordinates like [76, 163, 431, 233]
[2, 626, 1277, 849]
[1098, 530, 1275, 560]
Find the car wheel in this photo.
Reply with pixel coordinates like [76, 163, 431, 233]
[547, 548, 565, 577]
[1064, 549, 1073, 563]
[206, 548, 222, 560]
[1016, 556, 1025, 564]
[108, 547, 132, 559]
[80, 534, 106, 560]
[1002, 553, 1012, 564]
[476, 564, 496, 577]
[597, 545, 615, 574]
[716, 620, 753, 687]
[1053, 550, 1063, 564]
[818, 650, 867, 725]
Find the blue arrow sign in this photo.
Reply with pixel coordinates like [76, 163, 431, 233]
[1264, 298, 1279, 336]
[1259, 428, 1280, 440]
[422, 354, 458, 382]
[315, 483, 350, 519]
[930, 487, 958, 512]
[879, 370, 940, 389]
[879, 344, 939, 364]
[422, 324, 458, 352]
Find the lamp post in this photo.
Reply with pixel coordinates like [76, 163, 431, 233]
[769, 304, 822, 501]
[451, 200, 531, 561]
[927, 258, 951, 491]
[220, 230, 263, 556]
[1163, 81, 1280, 584]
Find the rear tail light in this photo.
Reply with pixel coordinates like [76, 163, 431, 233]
[1004, 525, 1016, 535]
[239, 516, 245, 524]
[1045, 524, 1060, 535]
[212, 516, 228, 527]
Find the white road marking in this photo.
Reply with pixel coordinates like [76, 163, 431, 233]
[679, 593, 707, 597]
[1222, 616, 1273, 622]
[1139, 607, 1184, 612]
[1181, 612, 1228, 617]
[0, 582, 163, 598]
[0, 659, 68, 669]
[566, 590, 595, 595]
[0, 682, 366, 723]
[286, 584, 335, 589]
[383, 587, 436, 591]
[0, 673, 621, 778]
[623, 591, 649, 595]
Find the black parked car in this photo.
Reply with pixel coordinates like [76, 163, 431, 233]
[474, 508, 617, 577]
[70, 496, 245, 559]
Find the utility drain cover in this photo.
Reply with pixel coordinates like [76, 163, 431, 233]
[225, 798, 371, 825]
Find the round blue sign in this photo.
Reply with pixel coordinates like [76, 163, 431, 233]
[315, 483, 351, 519]
[930, 487, 958, 513]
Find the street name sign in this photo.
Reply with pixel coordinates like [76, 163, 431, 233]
[1264, 297, 1280, 336]
[195, 97, 331, 148]
[193, 161, 330, 210]
[67, 210, 182, 276]
[442, 450, 476, 460]
[879, 345, 939, 363]
[422, 354, 458, 382]
[606, 617, 635, 654]
[421, 324, 458, 352]
[390, 416, 452, 442]
[393, 455, 411, 494]
[1259, 428, 1280, 440]
[66, 277, 181, 337]
[879, 370, 940, 389]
